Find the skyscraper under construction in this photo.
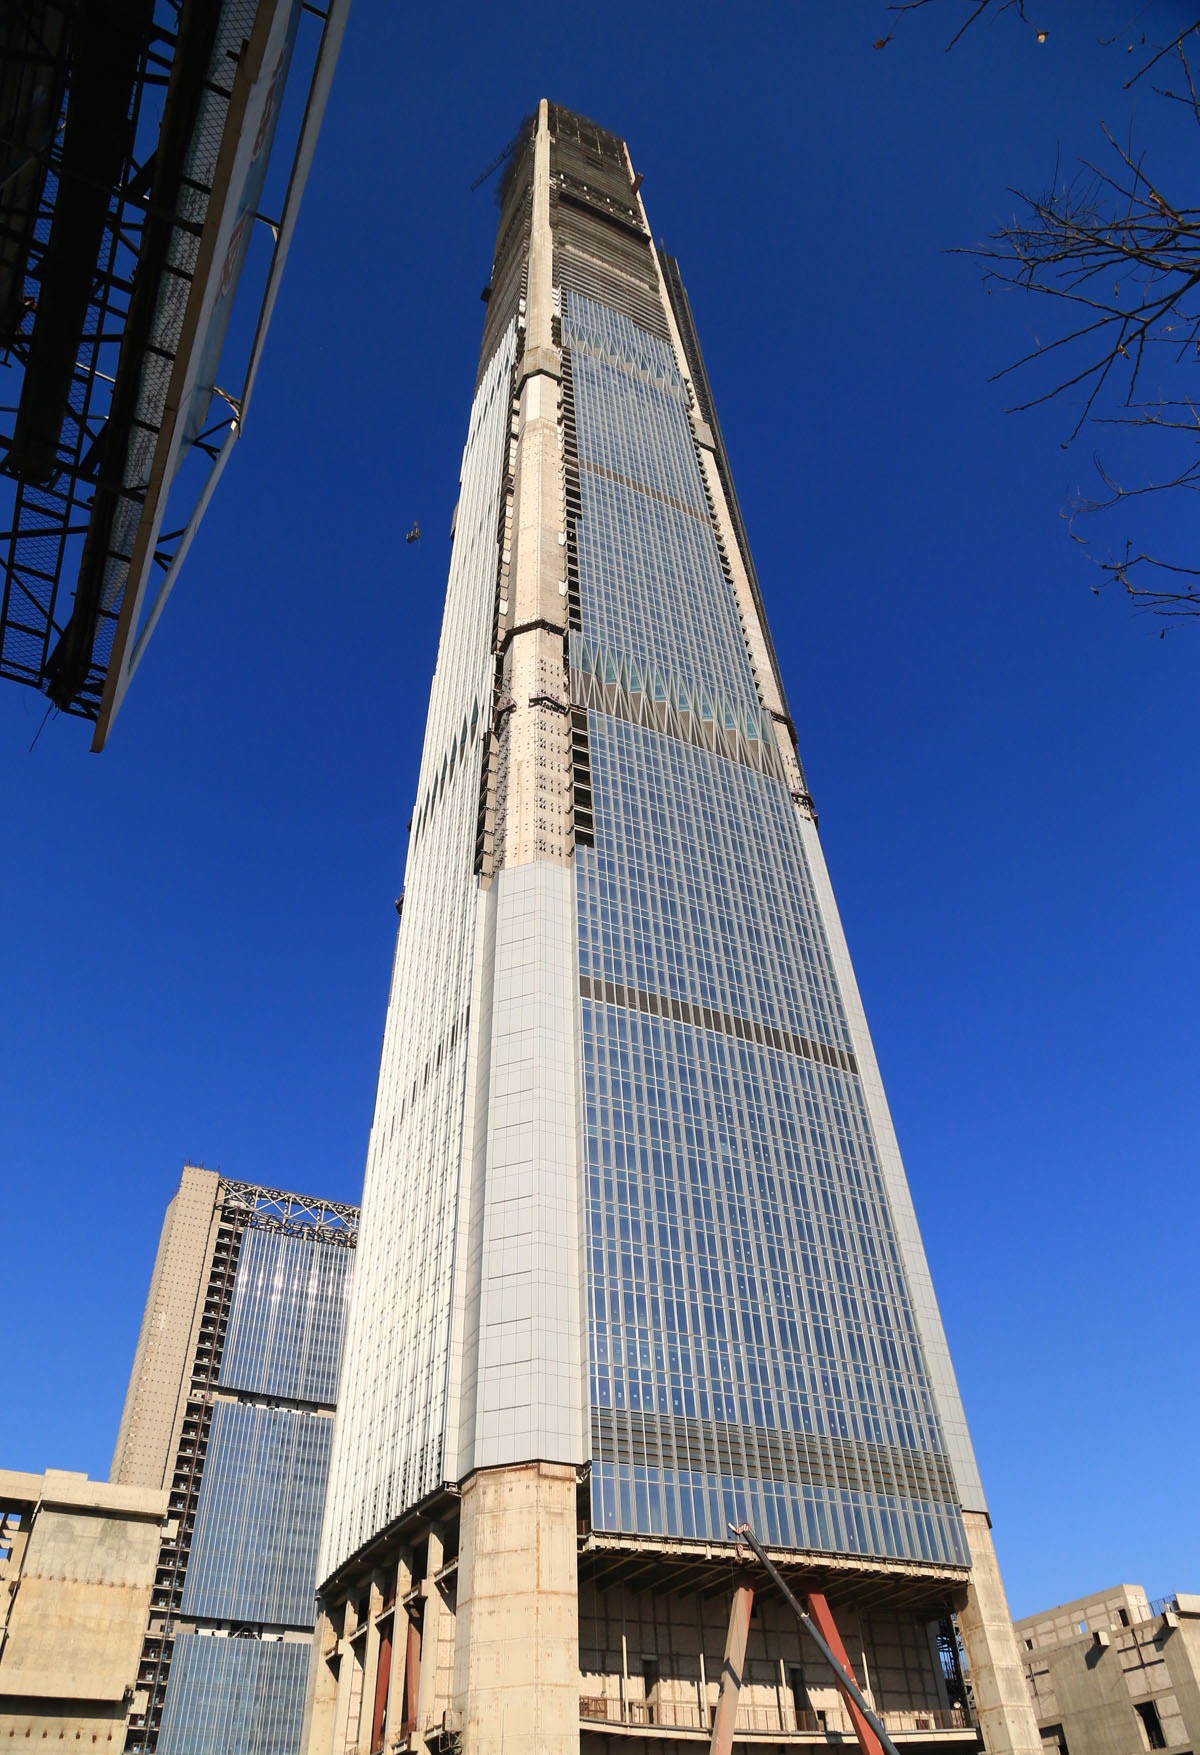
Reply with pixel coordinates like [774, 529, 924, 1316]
[306, 102, 1039, 1755]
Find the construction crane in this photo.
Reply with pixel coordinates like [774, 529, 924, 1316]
[706, 1522, 903, 1755]
[469, 141, 513, 193]
[468, 115, 533, 193]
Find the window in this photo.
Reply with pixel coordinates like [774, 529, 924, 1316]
[1135, 1701, 1167, 1751]
[641, 1658, 659, 1726]
[789, 1666, 808, 1726]
[1040, 1725, 1069, 1755]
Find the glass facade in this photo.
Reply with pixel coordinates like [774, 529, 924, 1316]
[180, 1400, 335, 1624]
[157, 1635, 310, 1755]
[564, 289, 968, 1567]
[219, 1227, 353, 1406]
[160, 1226, 352, 1755]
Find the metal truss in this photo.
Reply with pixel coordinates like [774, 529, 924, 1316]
[0, 0, 179, 716]
[0, 0, 349, 744]
[218, 1176, 359, 1246]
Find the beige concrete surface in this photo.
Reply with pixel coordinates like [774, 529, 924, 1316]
[957, 1512, 1041, 1755]
[452, 1462, 579, 1753]
[1018, 1585, 1200, 1755]
[110, 1164, 219, 1491]
[0, 1467, 168, 1744]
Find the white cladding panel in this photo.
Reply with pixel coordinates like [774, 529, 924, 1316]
[318, 329, 516, 1582]
[452, 861, 585, 1476]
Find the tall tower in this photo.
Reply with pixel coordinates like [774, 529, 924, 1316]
[310, 103, 1039, 1755]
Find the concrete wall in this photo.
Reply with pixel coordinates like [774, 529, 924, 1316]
[579, 1580, 953, 1736]
[0, 1469, 168, 1745]
[452, 1462, 579, 1754]
[957, 1512, 1042, 1755]
[1019, 1589, 1200, 1755]
[1016, 1585, 1153, 1652]
[110, 1166, 219, 1492]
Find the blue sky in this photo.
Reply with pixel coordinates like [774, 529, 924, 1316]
[2, 2, 1195, 1621]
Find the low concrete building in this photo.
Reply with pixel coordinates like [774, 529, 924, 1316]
[1016, 1585, 1200, 1755]
[0, 1468, 170, 1746]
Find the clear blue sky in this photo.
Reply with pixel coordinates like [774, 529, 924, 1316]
[2, 2, 1195, 1622]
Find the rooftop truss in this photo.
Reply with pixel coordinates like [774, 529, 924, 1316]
[219, 1176, 359, 1245]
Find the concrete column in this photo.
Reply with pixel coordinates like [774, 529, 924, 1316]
[709, 1576, 754, 1755]
[526, 99, 554, 354]
[355, 1582, 383, 1755]
[958, 1512, 1041, 1755]
[328, 1601, 359, 1755]
[299, 1608, 340, 1755]
[452, 1461, 579, 1754]
[383, 1550, 414, 1750]
[381, 1609, 408, 1746]
[459, 93, 582, 1483]
[493, 101, 570, 876]
[413, 1526, 446, 1750]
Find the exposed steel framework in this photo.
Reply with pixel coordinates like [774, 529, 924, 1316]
[220, 1175, 359, 1245]
[0, 0, 348, 747]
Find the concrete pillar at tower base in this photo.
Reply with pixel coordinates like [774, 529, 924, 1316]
[452, 1460, 579, 1754]
[958, 1510, 1041, 1755]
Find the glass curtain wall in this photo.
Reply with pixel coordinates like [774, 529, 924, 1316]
[158, 1229, 353, 1755]
[564, 288, 967, 1569]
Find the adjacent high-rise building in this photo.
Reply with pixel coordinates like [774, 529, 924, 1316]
[308, 103, 1039, 1755]
[113, 1167, 357, 1755]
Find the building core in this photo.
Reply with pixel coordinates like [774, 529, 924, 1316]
[307, 102, 1040, 1755]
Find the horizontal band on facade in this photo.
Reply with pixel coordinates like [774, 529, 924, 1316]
[498, 615, 568, 651]
[555, 184, 649, 243]
[555, 242, 671, 343]
[577, 453, 708, 524]
[572, 667, 788, 782]
[579, 973, 858, 1077]
[591, 1406, 958, 1509]
[211, 1388, 338, 1418]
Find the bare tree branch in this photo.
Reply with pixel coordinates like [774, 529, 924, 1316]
[888, 0, 1034, 55]
[886, 4, 1200, 618]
